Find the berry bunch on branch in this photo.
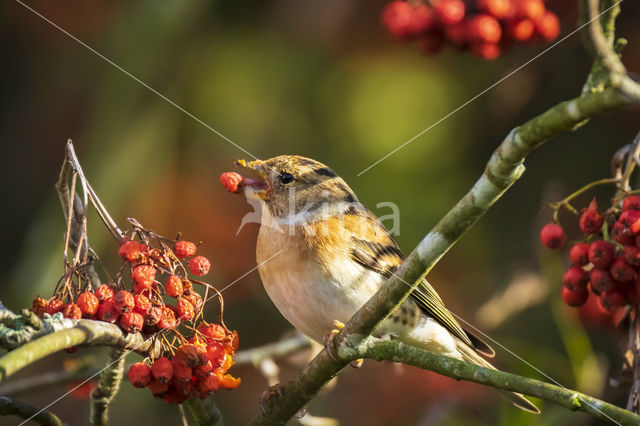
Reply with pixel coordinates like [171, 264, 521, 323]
[381, 0, 560, 59]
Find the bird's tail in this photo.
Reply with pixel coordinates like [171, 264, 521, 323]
[456, 342, 540, 414]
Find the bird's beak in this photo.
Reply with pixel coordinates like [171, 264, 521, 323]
[235, 159, 269, 200]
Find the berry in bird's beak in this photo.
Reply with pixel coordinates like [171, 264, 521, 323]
[233, 159, 270, 199]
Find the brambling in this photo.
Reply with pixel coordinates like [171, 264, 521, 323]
[234, 155, 539, 413]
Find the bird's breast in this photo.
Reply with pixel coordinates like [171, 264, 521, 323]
[256, 224, 383, 343]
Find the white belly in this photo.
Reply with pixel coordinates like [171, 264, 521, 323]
[257, 234, 383, 343]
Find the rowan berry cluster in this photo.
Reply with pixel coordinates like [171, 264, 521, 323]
[381, 0, 560, 60]
[127, 323, 240, 404]
[540, 195, 640, 314]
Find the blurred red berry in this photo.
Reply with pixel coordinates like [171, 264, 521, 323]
[68, 381, 97, 399]
[175, 240, 197, 259]
[189, 256, 210, 276]
[434, 0, 466, 25]
[618, 210, 640, 236]
[563, 266, 588, 290]
[132, 265, 156, 289]
[151, 357, 173, 383]
[540, 223, 565, 249]
[624, 245, 640, 266]
[569, 243, 590, 266]
[562, 285, 588, 307]
[148, 380, 169, 397]
[118, 240, 146, 263]
[171, 357, 193, 384]
[207, 341, 227, 368]
[97, 301, 120, 323]
[599, 288, 628, 312]
[506, 18, 535, 42]
[62, 303, 82, 320]
[128, 362, 152, 388]
[197, 374, 219, 394]
[534, 11, 560, 41]
[165, 275, 184, 298]
[77, 292, 99, 317]
[588, 240, 615, 268]
[381, 1, 415, 39]
[612, 221, 636, 245]
[590, 268, 614, 294]
[418, 31, 446, 55]
[119, 311, 144, 333]
[444, 21, 468, 47]
[32, 296, 49, 318]
[515, 0, 545, 20]
[470, 42, 501, 60]
[468, 14, 502, 44]
[45, 299, 64, 315]
[194, 361, 214, 379]
[176, 344, 208, 367]
[478, 0, 514, 19]
[409, 5, 438, 36]
[95, 284, 115, 302]
[623, 195, 640, 212]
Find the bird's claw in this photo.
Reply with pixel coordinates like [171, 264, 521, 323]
[323, 320, 345, 362]
[259, 383, 285, 414]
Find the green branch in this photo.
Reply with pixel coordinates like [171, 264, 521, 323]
[185, 397, 225, 426]
[364, 341, 640, 426]
[0, 396, 65, 426]
[89, 348, 126, 426]
[249, 2, 640, 424]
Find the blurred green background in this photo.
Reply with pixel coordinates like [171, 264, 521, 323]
[1, 0, 640, 424]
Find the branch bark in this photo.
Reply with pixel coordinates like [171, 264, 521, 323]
[250, 2, 640, 424]
[89, 348, 126, 426]
[0, 396, 65, 426]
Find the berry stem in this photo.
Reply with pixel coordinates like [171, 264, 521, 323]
[551, 177, 619, 222]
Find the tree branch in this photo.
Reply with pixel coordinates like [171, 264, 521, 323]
[250, 2, 640, 423]
[185, 397, 225, 426]
[0, 396, 65, 426]
[364, 341, 640, 426]
[89, 348, 126, 426]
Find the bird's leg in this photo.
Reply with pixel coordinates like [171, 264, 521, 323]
[258, 383, 285, 414]
[322, 320, 364, 368]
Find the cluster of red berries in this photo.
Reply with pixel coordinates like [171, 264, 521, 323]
[32, 238, 211, 334]
[381, 0, 560, 60]
[127, 323, 240, 404]
[541, 195, 640, 314]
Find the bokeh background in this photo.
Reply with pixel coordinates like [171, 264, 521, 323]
[1, 0, 640, 425]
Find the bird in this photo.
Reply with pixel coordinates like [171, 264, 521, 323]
[233, 154, 539, 414]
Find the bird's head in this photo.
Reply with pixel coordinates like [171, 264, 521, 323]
[235, 155, 357, 219]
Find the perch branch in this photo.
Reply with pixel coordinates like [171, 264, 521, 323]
[0, 396, 65, 426]
[250, 2, 640, 423]
[89, 348, 126, 426]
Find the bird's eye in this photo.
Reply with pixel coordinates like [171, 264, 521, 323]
[279, 172, 295, 184]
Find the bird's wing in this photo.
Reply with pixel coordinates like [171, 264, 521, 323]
[346, 207, 493, 356]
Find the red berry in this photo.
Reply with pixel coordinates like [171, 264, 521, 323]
[170, 357, 193, 384]
[45, 299, 64, 315]
[563, 266, 588, 290]
[194, 360, 214, 379]
[189, 256, 211, 276]
[409, 5, 438, 36]
[478, 0, 514, 19]
[468, 14, 502, 44]
[118, 240, 146, 263]
[590, 268, 614, 294]
[97, 301, 120, 323]
[588, 240, 615, 268]
[163, 386, 190, 404]
[515, 0, 545, 20]
[128, 362, 152, 388]
[77, 292, 99, 317]
[219, 172, 245, 193]
[610, 256, 636, 282]
[618, 210, 640, 235]
[562, 285, 588, 307]
[165, 275, 184, 298]
[175, 240, 197, 259]
[444, 21, 468, 47]
[148, 380, 169, 397]
[183, 292, 203, 311]
[197, 374, 219, 394]
[62, 303, 82, 320]
[623, 195, 640, 212]
[158, 306, 177, 329]
[119, 311, 144, 333]
[206, 341, 227, 368]
[199, 323, 227, 341]
[176, 344, 208, 367]
[470, 42, 501, 60]
[31, 296, 49, 318]
[579, 199, 604, 234]
[599, 288, 627, 312]
[540, 223, 566, 249]
[145, 306, 163, 327]
[176, 297, 195, 321]
[506, 18, 535, 42]
[434, 0, 465, 25]
[132, 265, 156, 289]
[569, 243, 590, 266]
[133, 294, 152, 316]
[534, 11, 560, 42]
[95, 284, 115, 302]
[151, 357, 173, 383]
[381, 1, 415, 39]
[113, 290, 135, 313]
[624, 245, 640, 266]
[612, 221, 636, 245]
